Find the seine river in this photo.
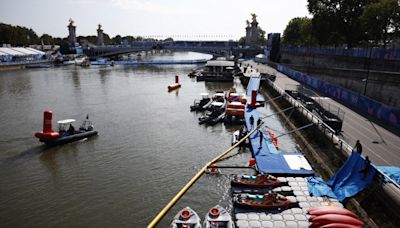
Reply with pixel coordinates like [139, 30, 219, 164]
[0, 52, 297, 227]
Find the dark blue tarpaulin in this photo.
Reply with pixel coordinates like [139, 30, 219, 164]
[327, 152, 376, 202]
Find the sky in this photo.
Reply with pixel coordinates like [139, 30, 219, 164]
[0, 0, 310, 40]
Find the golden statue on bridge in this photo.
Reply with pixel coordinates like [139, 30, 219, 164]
[68, 18, 74, 26]
[251, 13, 257, 22]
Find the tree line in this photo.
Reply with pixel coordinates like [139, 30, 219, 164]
[282, 0, 400, 48]
[0, 23, 168, 47]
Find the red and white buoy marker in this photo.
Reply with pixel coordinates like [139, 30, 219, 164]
[168, 75, 181, 91]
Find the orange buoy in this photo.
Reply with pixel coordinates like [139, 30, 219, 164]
[168, 75, 181, 91]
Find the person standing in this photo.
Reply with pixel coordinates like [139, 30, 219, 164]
[258, 130, 263, 149]
[249, 115, 254, 130]
[354, 140, 363, 154]
[360, 156, 371, 179]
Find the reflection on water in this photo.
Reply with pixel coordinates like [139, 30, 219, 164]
[0, 52, 298, 227]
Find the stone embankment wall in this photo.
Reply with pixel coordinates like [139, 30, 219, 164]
[281, 51, 400, 108]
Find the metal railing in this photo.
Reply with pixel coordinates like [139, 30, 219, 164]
[266, 79, 400, 189]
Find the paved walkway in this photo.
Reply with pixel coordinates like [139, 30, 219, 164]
[244, 61, 400, 166]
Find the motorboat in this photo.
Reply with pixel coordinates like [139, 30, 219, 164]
[75, 56, 90, 67]
[171, 207, 201, 228]
[203, 205, 235, 228]
[35, 111, 97, 146]
[190, 93, 212, 112]
[224, 101, 245, 124]
[198, 101, 226, 125]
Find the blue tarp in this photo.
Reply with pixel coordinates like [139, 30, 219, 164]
[307, 176, 337, 199]
[377, 166, 400, 185]
[327, 152, 376, 202]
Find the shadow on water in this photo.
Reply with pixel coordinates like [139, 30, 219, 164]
[3, 145, 49, 163]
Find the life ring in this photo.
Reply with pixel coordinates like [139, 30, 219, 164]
[180, 209, 191, 220]
[209, 207, 220, 218]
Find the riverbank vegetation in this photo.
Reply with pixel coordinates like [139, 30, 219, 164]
[282, 0, 400, 48]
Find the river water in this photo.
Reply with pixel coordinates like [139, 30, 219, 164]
[0, 52, 298, 227]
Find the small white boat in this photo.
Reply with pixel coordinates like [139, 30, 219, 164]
[203, 205, 235, 228]
[171, 207, 201, 228]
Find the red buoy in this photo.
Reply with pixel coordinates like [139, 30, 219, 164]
[249, 158, 256, 167]
[248, 90, 257, 109]
[35, 111, 60, 141]
[168, 75, 181, 91]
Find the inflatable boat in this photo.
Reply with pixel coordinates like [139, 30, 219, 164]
[35, 111, 97, 146]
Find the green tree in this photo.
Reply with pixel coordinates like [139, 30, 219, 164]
[361, 0, 400, 47]
[40, 34, 55, 45]
[258, 28, 267, 45]
[238, 36, 246, 45]
[282, 17, 314, 46]
[308, 0, 370, 48]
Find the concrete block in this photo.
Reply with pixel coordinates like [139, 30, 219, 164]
[273, 187, 282, 192]
[293, 190, 304, 196]
[287, 196, 297, 202]
[291, 208, 304, 214]
[296, 196, 307, 202]
[260, 221, 274, 227]
[281, 186, 292, 191]
[300, 186, 309, 191]
[236, 220, 249, 227]
[259, 213, 271, 221]
[310, 202, 323, 207]
[247, 213, 259, 220]
[294, 214, 307, 221]
[273, 221, 286, 227]
[317, 197, 324, 202]
[307, 196, 318, 202]
[277, 177, 287, 182]
[271, 214, 283, 221]
[283, 214, 295, 220]
[286, 221, 298, 228]
[291, 186, 301, 191]
[299, 202, 311, 209]
[248, 220, 261, 227]
[236, 213, 248, 220]
[281, 209, 293, 214]
[289, 181, 299, 186]
[286, 177, 296, 182]
[303, 191, 310, 196]
[298, 181, 308, 187]
[298, 221, 310, 227]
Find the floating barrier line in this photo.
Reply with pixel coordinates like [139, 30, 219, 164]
[147, 122, 264, 228]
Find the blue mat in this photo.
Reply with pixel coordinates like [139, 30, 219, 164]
[377, 166, 400, 185]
